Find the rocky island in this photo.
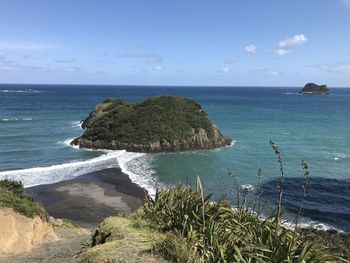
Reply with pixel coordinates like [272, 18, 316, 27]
[71, 96, 232, 152]
[299, 83, 331, 95]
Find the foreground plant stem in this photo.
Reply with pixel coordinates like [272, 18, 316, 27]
[270, 140, 285, 238]
[292, 160, 310, 244]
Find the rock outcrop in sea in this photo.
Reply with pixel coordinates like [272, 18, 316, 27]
[71, 96, 232, 152]
[299, 83, 330, 95]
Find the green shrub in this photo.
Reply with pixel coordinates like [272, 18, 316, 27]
[0, 179, 25, 197]
[102, 98, 113, 104]
[0, 179, 47, 220]
[153, 233, 199, 263]
[142, 178, 334, 262]
[82, 96, 216, 144]
[299, 229, 350, 261]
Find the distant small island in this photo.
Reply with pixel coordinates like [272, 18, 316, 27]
[299, 83, 331, 95]
[71, 96, 232, 152]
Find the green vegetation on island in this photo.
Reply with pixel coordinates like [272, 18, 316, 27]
[72, 96, 232, 152]
[0, 179, 47, 219]
[299, 83, 331, 95]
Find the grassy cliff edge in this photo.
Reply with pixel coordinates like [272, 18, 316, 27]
[82, 183, 349, 262]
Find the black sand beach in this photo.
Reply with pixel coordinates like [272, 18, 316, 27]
[27, 168, 147, 228]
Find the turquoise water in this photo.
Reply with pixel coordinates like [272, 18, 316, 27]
[1, 84, 350, 230]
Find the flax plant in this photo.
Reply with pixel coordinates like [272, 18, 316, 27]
[270, 140, 285, 238]
[141, 141, 337, 262]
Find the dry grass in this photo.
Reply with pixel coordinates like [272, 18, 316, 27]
[81, 215, 167, 263]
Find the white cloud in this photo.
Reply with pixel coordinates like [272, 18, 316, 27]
[278, 34, 308, 49]
[316, 63, 350, 73]
[0, 52, 5, 60]
[276, 34, 308, 56]
[268, 70, 279, 76]
[153, 65, 163, 71]
[0, 41, 54, 50]
[276, 48, 292, 56]
[245, 45, 257, 54]
[220, 67, 230, 73]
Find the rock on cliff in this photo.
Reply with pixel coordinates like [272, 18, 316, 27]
[299, 83, 330, 95]
[71, 96, 232, 152]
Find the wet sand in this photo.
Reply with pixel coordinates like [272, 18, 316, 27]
[27, 168, 147, 228]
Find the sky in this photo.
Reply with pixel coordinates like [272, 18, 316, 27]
[0, 0, 350, 87]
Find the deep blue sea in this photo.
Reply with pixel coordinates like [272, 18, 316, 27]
[1, 84, 350, 231]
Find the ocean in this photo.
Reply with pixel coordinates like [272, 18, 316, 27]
[1, 84, 350, 231]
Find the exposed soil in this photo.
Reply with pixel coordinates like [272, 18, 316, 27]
[0, 227, 91, 263]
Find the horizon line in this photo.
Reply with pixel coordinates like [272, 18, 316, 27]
[0, 82, 349, 89]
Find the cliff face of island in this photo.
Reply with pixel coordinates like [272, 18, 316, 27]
[71, 96, 232, 152]
[299, 83, 330, 95]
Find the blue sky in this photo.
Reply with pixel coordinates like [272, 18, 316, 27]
[0, 0, 350, 86]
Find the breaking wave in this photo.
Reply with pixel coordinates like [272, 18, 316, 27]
[0, 141, 157, 196]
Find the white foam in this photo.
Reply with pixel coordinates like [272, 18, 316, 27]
[57, 138, 102, 151]
[71, 121, 83, 129]
[1, 117, 32, 122]
[57, 138, 80, 149]
[2, 138, 158, 195]
[227, 140, 236, 148]
[282, 92, 297, 95]
[0, 151, 125, 187]
[241, 184, 254, 192]
[333, 153, 346, 161]
[0, 89, 41, 93]
[116, 152, 157, 196]
[254, 210, 341, 232]
[296, 221, 339, 231]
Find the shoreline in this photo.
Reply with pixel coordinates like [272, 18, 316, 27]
[27, 168, 147, 228]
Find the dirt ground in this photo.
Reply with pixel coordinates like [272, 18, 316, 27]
[0, 227, 91, 263]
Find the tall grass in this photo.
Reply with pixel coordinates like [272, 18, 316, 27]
[143, 180, 335, 262]
[141, 141, 338, 262]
